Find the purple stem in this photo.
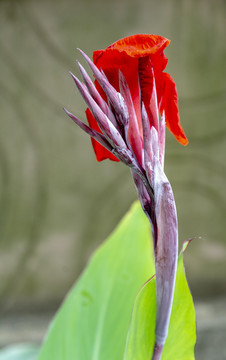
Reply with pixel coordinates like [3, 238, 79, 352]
[152, 343, 164, 360]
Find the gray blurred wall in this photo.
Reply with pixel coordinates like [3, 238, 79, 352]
[0, 0, 226, 315]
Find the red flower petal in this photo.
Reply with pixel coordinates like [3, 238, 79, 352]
[85, 109, 119, 162]
[160, 73, 188, 146]
[106, 34, 170, 58]
[94, 50, 140, 109]
[93, 49, 143, 162]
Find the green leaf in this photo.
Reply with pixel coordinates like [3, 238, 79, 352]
[123, 241, 196, 360]
[38, 201, 155, 360]
[123, 276, 156, 360]
[0, 344, 39, 360]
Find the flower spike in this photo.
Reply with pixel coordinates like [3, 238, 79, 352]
[66, 35, 189, 360]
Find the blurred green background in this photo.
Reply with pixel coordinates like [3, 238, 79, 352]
[0, 0, 226, 357]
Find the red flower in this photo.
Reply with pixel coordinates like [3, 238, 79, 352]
[86, 34, 188, 162]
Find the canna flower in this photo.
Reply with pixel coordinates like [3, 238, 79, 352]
[85, 34, 188, 165]
[64, 34, 188, 360]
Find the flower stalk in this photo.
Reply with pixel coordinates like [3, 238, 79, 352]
[64, 34, 188, 359]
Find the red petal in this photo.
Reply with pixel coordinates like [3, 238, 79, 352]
[93, 49, 143, 157]
[106, 34, 170, 58]
[93, 49, 139, 102]
[85, 109, 119, 162]
[160, 73, 188, 145]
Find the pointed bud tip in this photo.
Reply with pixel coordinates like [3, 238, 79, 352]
[118, 69, 126, 81]
[77, 61, 87, 77]
[63, 107, 72, 117]
[77, 48, 84, 57]
[69, 72, 83, 89]
[77, 48, 91, 62]
[69, 71, 76, 79]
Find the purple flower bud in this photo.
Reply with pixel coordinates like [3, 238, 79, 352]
[78, 49, 128, 127]
[70, 72, 127, 150]
[77, 61, 118, 129]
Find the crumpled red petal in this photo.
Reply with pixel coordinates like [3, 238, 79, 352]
[106, 34, 170, 58]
